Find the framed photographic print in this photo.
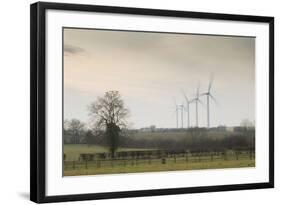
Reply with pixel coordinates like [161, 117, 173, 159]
[30, 2, 274, 203]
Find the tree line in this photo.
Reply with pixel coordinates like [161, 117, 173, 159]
[64, 121, 255, 153]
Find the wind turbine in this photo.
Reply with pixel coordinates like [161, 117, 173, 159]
[191, 86, 203, 127]
[179, 103, 184, 128]
[173, 99, 179, 128]
[173, 99, 184, 129]
[200, 77, 219, 128]
[181, 90, 191, 129]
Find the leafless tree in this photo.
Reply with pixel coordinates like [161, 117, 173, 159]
[66, 119, 85, 144]
[88, 91, 129, 129]
[240, 119, 254, 128]
[88, 91, 129, 157]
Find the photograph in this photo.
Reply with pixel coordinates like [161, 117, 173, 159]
[63, 28, 256, 176]
[29, 2, 274, 203]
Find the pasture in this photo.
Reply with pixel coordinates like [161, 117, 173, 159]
[64, 144, 152, 161]
[64, 144, 255, 176]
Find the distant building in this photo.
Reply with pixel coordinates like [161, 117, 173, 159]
[139, 125, 156, 132]
[226, 127, 234, 132]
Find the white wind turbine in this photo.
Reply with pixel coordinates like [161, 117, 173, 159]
[173, 99, 179, 128]
[179, 103, 184, 128]
[181, 90, 192, 129]
[191, 86, 204, 127]
[200, 77, 219, 128]
[173, 99, 184, 129]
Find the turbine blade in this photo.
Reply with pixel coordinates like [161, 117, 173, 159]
[196, 85, 200, 98]
[190, 98, 196, 103]
[180, 103, 187, 111]
[180, 104, 183, 111]
[180, 89, 189, 101]
[198, 98, 205, 107]
[210, 94, 220, 106]
[208, 75, 214, 92]
[200, 92, 208, 96]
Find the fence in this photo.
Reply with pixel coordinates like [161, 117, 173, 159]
[64, 150, 255, 171]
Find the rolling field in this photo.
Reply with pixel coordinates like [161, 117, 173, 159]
[64, 144, 255, 176]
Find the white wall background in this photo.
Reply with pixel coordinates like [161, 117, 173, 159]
[0, 0, 279, 204]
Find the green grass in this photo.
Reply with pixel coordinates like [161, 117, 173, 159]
[64, 158, 255, 176]
[64, 144, 152, 161]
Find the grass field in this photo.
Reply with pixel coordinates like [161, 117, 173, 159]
[64, 159, 255, 176]
[64, 144, 255, 176]
[64, 144, 152, 161]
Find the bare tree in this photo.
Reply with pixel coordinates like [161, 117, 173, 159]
[240, 119, 255, 150]
[63, 120, 70, 143]
[66, 119, 85, 144]
[88, 91, 129, 157]
[240, 119, 254, 128]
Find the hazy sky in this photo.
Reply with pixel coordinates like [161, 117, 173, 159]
[63, 28, 255, 129]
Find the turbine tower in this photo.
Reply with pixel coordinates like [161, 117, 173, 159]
[181, 90, 191, 129]
[179, 103, 184, 128]
[174, 99, 184, 129]
[201, 77, 219, 128]
[191, 86, 203, 127]
[173, 99, 179, 128]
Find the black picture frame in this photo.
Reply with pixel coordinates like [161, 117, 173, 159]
[30, 2, 274, 203]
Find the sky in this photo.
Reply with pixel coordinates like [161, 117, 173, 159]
[63, 28, 255, 129]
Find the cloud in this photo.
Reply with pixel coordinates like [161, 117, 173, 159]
[63, 29, 255, 128]
[64, 44, 85, 55]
